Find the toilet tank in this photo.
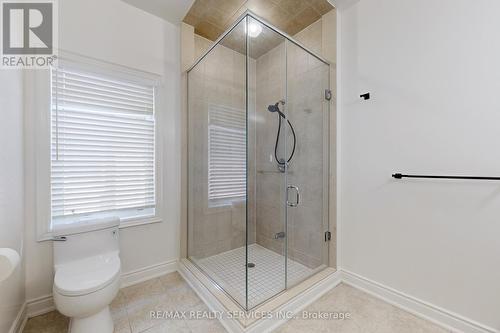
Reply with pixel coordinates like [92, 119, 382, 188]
[52, 217, 120, 267]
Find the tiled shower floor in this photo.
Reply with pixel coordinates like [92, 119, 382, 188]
[194, 244, 318, 308]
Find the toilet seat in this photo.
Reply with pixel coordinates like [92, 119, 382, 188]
[54, 251, 121, 297]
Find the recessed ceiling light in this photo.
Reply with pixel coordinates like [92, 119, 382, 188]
[247, 21, 262, 38]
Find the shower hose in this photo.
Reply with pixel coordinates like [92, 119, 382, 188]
[274, 114, 296, 166]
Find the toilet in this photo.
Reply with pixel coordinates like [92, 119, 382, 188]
[52, 217, 121, 333]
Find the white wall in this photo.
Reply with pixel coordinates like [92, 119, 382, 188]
[24, 0, 181, 301]
[0, 71, 25, 332]
[339, 0, 500, 330]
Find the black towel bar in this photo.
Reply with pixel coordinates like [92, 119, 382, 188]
[392, 173, 500, 181]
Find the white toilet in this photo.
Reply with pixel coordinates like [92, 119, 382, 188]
[52, 217, 121, 333]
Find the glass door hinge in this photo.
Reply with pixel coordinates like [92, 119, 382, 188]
[325, 89, 332, 101]
[324, 231, 331, 242]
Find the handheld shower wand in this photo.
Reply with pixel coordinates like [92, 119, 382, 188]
[267, 100, 296, 172]
[267, 101, 286, 118]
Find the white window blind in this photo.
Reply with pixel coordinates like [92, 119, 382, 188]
[208, 104, 246, 204]
[51, 66, 155, 224]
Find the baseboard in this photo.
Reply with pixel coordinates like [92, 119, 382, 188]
[340, 269, 498, 333]
[26, 294, 55, 318]
[120, 259, 178, 288]
[23, 259, 178, 320]
[8, 302, 27, 333]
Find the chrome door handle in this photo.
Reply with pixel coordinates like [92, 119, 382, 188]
[287, 185, 300, 207]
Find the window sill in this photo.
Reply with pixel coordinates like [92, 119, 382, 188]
[119, 217, 162, 229]
[36, 216, 163, 242]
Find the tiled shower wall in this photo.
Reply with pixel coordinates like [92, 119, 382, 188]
[188, 35, 257, 259]
[254, 19, 328, 269]
[254, 42, 287, 257]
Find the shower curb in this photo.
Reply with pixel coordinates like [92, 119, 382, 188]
[178, 258, 342, 333]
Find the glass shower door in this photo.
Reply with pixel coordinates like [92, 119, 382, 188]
[284, 40, 330, 288]
[246, 16, 288, 309]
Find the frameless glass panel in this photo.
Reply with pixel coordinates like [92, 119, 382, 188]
[285, 40, 330, 287]
[187, 13, 331, 311]
[187, 18, 248, 309]
[247, 16, 287, 309]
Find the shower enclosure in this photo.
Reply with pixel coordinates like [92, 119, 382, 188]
[187, 12, 331, 310]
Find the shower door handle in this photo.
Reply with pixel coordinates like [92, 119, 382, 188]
[287, 185, 300, 207]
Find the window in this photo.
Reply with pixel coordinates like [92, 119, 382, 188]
[50, 65, 156, 227]
[208, 104, 246, 205]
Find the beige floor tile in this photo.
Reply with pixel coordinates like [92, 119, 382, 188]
[156, 284, 204, 313]
[184, 302, 228, 333]
[142, 319, 191, 333]
[159, 271, 187, 291]
[275, 283, 451, 333]
[111, 290, 128, 311]
[111, 290, 130, 321]
[23, 277, 451, 333]
[127, 300, 159, 333]
[113, 315, 132, 333]
[122, 278, 165, 309]
[111, 291, 132, 333]
[186, 317, 228, 333]
[123, 278, 168, 333]
[22, 311, 69, 333]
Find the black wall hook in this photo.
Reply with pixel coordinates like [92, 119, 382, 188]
[360, 93, 370, 100]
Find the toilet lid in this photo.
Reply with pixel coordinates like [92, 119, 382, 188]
[54, 252, 121, 296]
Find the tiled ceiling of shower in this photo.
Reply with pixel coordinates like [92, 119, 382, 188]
[184, 0, 333, 41]
[218, 18, 285, 59]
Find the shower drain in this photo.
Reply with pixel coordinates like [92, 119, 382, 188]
[247, 263, 255, 268]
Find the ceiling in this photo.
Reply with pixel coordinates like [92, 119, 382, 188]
[218, 17, 285, 59]
[184, 0, 334, 41]
[121, 0, 195, 24]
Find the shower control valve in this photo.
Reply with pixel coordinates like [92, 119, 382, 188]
[274, 231, 286, 239]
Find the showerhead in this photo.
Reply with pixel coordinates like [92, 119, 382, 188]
[267, 101, 286, 118]
[267, 103, 280, 113]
